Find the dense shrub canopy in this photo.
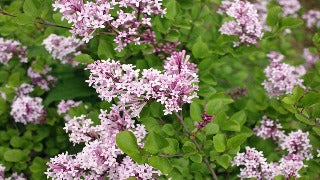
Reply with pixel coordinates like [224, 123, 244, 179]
[0, 0, 320, 179]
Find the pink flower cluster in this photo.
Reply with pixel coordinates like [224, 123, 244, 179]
[52, 0, 166, 51]
[278, 0, 301, 17]
[0, 37, 27, 64]
[262, 51, 306, 98]
[219, 0, 263, 46]
[86, 50, 199, 115]
[46, 105, 160, 179]
[27, 66, 56, 91]
[303, 10, 320, 29]
[43, 34, 84, 67]
[0, 164, 26, 180]
[234, 116, 314, 179]
[253, 115, 285, 141]
[303, 48, 319, 67]
[57, 100, 82, 115]
[10, 84, 46, 124]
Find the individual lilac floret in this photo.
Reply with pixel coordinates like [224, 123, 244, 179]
[52, 0, 166, 52]
[0, 37, 27, 64]
[27, 66, 57, 91]
[278, 0, 301, 17]
[279, 130, 313, 160]
[254, 116, 285, 141]
[10, 95, 46, 124]
[86, 50, 199, 116]
[57, 100, 82, 115]
[303, 48, 319, 67]
[303, 10, 320, 28]
[219, 0, 263, 46]
[262, 51, 306, 98]
[43, 34, 84, 67]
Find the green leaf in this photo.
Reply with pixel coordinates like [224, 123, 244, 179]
[266, 6, 282, 27]
[165, 0, 177, 20]
[8, 72, 20, 87]
[162, 124, 175, 136]
[4, 149, 27, 162]
[301, 92, 320, 106]
[222, 120, 241, 132]
[162, 138, 179, 155]
[149, 156, 173, 174]
[45, 76, 95, 105]
[205, 123, 219, 135]
[74, 54, 94, 64]
[23, 0, 40, 17]
[149, 101, 164, 117]
[182, 141, 197, 155]
[116, 131, 140, 155]
[227, 134, 247, 150]
[216, 154, 231, 169]
[98, 38, 114, 59]
[15, 14, 34, 25]
[10, 136, 27, 148]
[229, 111, 247, 126]
[213, 134, 226, 152]
[295, 114, 315, 125]
[144, 132, 168, 154]
[192, 38, 209, 59]
[280, 17, 303, 29]
[190, 102, 202, 122]
[190, 154, 202, 163]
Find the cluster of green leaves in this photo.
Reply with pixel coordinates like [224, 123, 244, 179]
[0, 0, 320, 179]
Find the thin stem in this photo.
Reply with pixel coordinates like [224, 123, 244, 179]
[159, 154, 184, 158]
[0, 9, 70, 29]
[175, 111, 218, 180]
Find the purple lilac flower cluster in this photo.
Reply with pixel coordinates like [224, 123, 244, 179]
[278, 0, 301, 17]
[262, 51, 306, 98]
[27, 66, 56, 91]
[0, 37, 27, 64]
[57, 100, 83, 121]
[303, 48, 319, 67]
[0, 164, 26, 180]
[303, 10, 320, 28]
[86, 50, 199, 115]
[218, 0, 263, 46]
[43, 34, 84, 67]
[233, 116, 314, 179]
[46, 105, 160, 179]
[10, 84, 46, 125]
[52, 0, 166, 52]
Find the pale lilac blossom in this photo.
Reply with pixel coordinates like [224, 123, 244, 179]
[52, 0, 166, 52]
[86, 50, 199, 115]
[10, 95, 46, 124]
[16, 83, 34, 96]
[57, 100, 82, 115]
[278, 0, 301, 17]
[27, 66, 56, 91]
[254, 116, 285, 141]
[303, 48, 319, 67]
[0, 37, 27, 64]
[262, 51, 306, 98]
[43, 34, 84, 67]
[219, 0, 263, 46]
[303, 10, 320, 28]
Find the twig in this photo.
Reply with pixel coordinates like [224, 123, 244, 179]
[0, 9, 71, 29]
[175, 111, 218, 180]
